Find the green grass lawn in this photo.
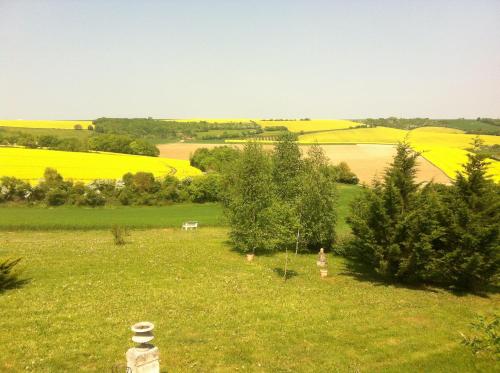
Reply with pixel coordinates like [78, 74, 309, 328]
[0, 204, 224, 230]
[0, 185, 363, 232]
[0, 228, 497, 372]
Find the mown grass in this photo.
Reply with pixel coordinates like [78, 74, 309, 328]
[0, 185, 361, 232]
[0, 204, 224, 230]
[0, 228, 497, 372]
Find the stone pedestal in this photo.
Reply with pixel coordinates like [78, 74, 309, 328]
[126, 321, 160, 373]
[126, 346, 160, 373]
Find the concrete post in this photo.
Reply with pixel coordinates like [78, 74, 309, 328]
[126, 322, 160, 373]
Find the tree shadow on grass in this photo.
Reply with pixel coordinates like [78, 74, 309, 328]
[339, 258, 497, 298]
[0, 258, 31, 294]
[225, 240, 276, 258]
[273, 267, 298, 280]
[339, 258, 440, 294]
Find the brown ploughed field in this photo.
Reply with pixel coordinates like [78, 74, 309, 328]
[157, 143, 451, 184]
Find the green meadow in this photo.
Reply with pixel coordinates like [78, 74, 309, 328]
[0, 228, 497, 372]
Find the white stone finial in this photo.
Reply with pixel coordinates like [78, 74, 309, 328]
[131, 321, 155, 346]
[127, 321, 160, 373]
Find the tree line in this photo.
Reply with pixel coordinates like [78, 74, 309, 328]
[0, 130, 159, 157]
[0, 169, 220, 206]
[93, 117, 261, 142]
[362, 117, 500, 135]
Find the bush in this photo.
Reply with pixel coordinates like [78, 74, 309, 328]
[461, 314, 499, 360]
[111, 225, 126, 245]
[74, 124, 83, 130]
[332, 162, 359, 184]
[0, 177, 32, 202]
[45, 188, 68, 206]
[187, 174, 221, 203]
[190, 146, 240, 172]
[83, 189, 106, 206]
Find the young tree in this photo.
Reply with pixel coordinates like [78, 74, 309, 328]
[222, 142, 276, 255]
[298, 145, 337, 251]
[272, 132, 303, 203]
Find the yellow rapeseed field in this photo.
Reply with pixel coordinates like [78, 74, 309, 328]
[298, 126, 500, 182]
[257, 119, 362, 132]
[0, 147, 201, 183]
[299, 127, 407, 144]
[0, 119, 93, 130]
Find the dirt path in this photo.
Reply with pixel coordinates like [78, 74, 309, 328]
[157, 143, 451, 184]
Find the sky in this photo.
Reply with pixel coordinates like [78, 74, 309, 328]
[1, 0, 499, 119]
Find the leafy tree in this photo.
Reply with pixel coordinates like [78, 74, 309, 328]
[222, 142, 276, 255]
[129, 139, 160, 157]
[332, 162, 359, 184]
[190, 146, 240, 172]
[298, 145, 337, 251]
[187, 174, 221, 203]
[38, 135, 61, 148]
[272, 132, 303, 203]
[0, 177, 31, 202]
[45, 188, 68, 206]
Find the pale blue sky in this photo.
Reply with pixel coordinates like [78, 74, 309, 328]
[1, 0, 499, 119]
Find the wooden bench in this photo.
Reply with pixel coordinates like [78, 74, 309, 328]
[182, 221, 199, 230]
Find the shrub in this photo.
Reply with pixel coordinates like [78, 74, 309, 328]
[0, 177, 32, 202]
[0, 258, 27, 292]
[187, 174, 221, 203]
[83, 189, 106, 207]
[87, 124, 94, 131]
[190, 146, 240, 172]
[332, 162, 359, 184]
[461, 314, 499, 360]
[111, 225, 126, 245]
[45, 188, 68, 206]
[74, 124, 83, 130]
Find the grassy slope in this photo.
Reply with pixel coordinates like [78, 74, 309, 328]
[0, 228, 497, 372]
[0, 147, 201, 182]
[0, 204, 224, 230]
[0, 120, 92, 130]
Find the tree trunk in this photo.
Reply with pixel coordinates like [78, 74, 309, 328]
[295, 229, 300, 255]
[284, 247, 289, 281]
